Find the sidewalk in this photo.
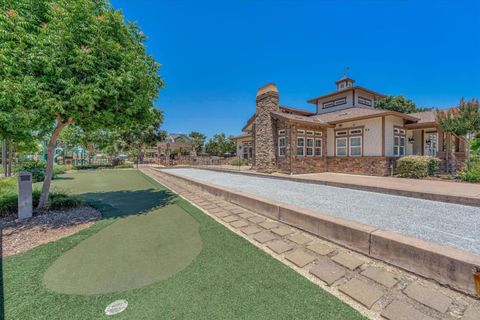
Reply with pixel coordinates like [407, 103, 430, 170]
[197, 166, 480, 206]
[296, 172, 480, 199]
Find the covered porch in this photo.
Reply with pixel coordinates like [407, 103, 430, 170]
[406, 125, 467, 172]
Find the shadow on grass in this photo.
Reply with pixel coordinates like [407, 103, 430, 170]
[82, 188, 176, 219]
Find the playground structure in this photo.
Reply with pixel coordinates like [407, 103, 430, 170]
[42, 141, 108, 166]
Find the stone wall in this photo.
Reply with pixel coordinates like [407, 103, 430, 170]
[326, 156, 394, 176]
[253, 84, 279, 172]
[289, 124, 328, 174]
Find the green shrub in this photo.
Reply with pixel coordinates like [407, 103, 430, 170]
[47, 193, 83, 210]
[114, 163, 134, 169]
[0, 178, 83, 217]
[53, 165, 66, 175]
[16, 159, 46, 182]
[71, 163, 133, 170]
[231, 158, 248, 166]
[396, 155, 441, 179]
[459, 160, 480, 182]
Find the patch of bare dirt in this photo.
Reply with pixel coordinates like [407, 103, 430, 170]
[1, 206, 101, 257]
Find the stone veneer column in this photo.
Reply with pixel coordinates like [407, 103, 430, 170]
[253, 83, 279, 172]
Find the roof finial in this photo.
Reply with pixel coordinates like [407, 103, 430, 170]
[342, 66, 350, 77]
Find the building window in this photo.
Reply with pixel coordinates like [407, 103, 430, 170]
[306, 138, 314, 156]
[335, 127, 363, 157]
[297, 137, 305, 156]
[349, 136, 362, 156]
[306, 130, 314, 136]
[336, 138, 347, 156]
[393, 127, 406, 157]
[358, 96, 372, 107]
[315, 131, 322, 137]
[323, 97, 346, 109]
[297, 129, 305, 135]
[278, 137, 286, 156]
[315, 138, 322, 156]
[278, 129, 286, 135]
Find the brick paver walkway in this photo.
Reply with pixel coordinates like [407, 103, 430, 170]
[143, 168, 480, 320]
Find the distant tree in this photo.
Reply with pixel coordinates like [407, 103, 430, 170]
[2, 0, 163, 208]
[205, 133, 235, 156]
[375, 95, 430, 114]
[119, 108, 165, 167]
[189, 131, 206, 153]
[437, 98, 480, 168]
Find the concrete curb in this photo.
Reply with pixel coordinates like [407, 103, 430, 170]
[156, 168, 480, 297]
[194, 166, 480, 207]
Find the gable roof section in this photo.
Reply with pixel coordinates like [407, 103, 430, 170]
[307, 86, 385, 104]
[270, 111, 329, 126]
[310, 107, 419, 124]
[279, 106, 315, 116]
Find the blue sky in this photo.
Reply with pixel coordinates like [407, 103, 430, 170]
[111, 0, 479, 138]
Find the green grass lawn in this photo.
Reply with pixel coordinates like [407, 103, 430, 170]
[2, 170, 365, 320]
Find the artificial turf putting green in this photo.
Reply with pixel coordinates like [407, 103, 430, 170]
[2, 170, 365, 320]
[44, 204, 202, 294]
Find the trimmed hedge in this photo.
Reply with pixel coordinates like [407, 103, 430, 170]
[71, 163, 133, 170]
[230, 158, 248, 166]
[0, 177, 83, 217]
[459, 160, 480, 182]
[396, 155, 441, 179]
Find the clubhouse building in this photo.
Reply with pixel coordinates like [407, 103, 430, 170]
[234, 78, 467, 175]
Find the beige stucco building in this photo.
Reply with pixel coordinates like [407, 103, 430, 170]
[234, 78, 467, 175]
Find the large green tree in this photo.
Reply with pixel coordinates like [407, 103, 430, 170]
[0, 4, 44, 176]
[205, 133, 235, 156]
[375, 95, 430, 114]
[2, 0, 163, 208]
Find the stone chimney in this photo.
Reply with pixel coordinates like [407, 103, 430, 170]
[253, 83, 279, 171]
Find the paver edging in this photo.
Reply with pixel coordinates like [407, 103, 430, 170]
[371, 229, 480, 296]
[157, 168, 480, 297]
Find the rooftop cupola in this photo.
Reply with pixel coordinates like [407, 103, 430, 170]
[335, 77, 355, 91]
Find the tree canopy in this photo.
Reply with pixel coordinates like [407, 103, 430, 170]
[205, 133, 235, 156]
[2, 0, 164, 207]
[375, 95, 430, 114]
[437, 98, 480, 138]
[189, 131, 206, 153]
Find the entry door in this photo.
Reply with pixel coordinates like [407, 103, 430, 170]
[424, 132, 438, 156]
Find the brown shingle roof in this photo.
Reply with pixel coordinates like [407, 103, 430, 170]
[279, 106, 315, 116]
[270, 111, 329, 126]
[307, 86, 385, 104]
[408, 110, 437, 124]
[310, 107, 419, 124]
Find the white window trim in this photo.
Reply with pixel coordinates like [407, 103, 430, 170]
[335, 137, 348, 157]
[315, 138, 322, 156]
[306, 138, 314, 157]
[278, 129, 286, 135]
[393, 127, 406, 157]
[296, 137, 305, 156]
[349, 136, 362, 157]
[278, 136, 286, 157]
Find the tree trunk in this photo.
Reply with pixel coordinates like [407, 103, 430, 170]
[8, 141, 13, 177]
[2, 140, 7, 177]
[37, 115, 72, 209]
[136, 147, 141, 169]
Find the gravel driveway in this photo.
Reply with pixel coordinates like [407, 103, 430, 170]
[166, 168, 480, 254]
